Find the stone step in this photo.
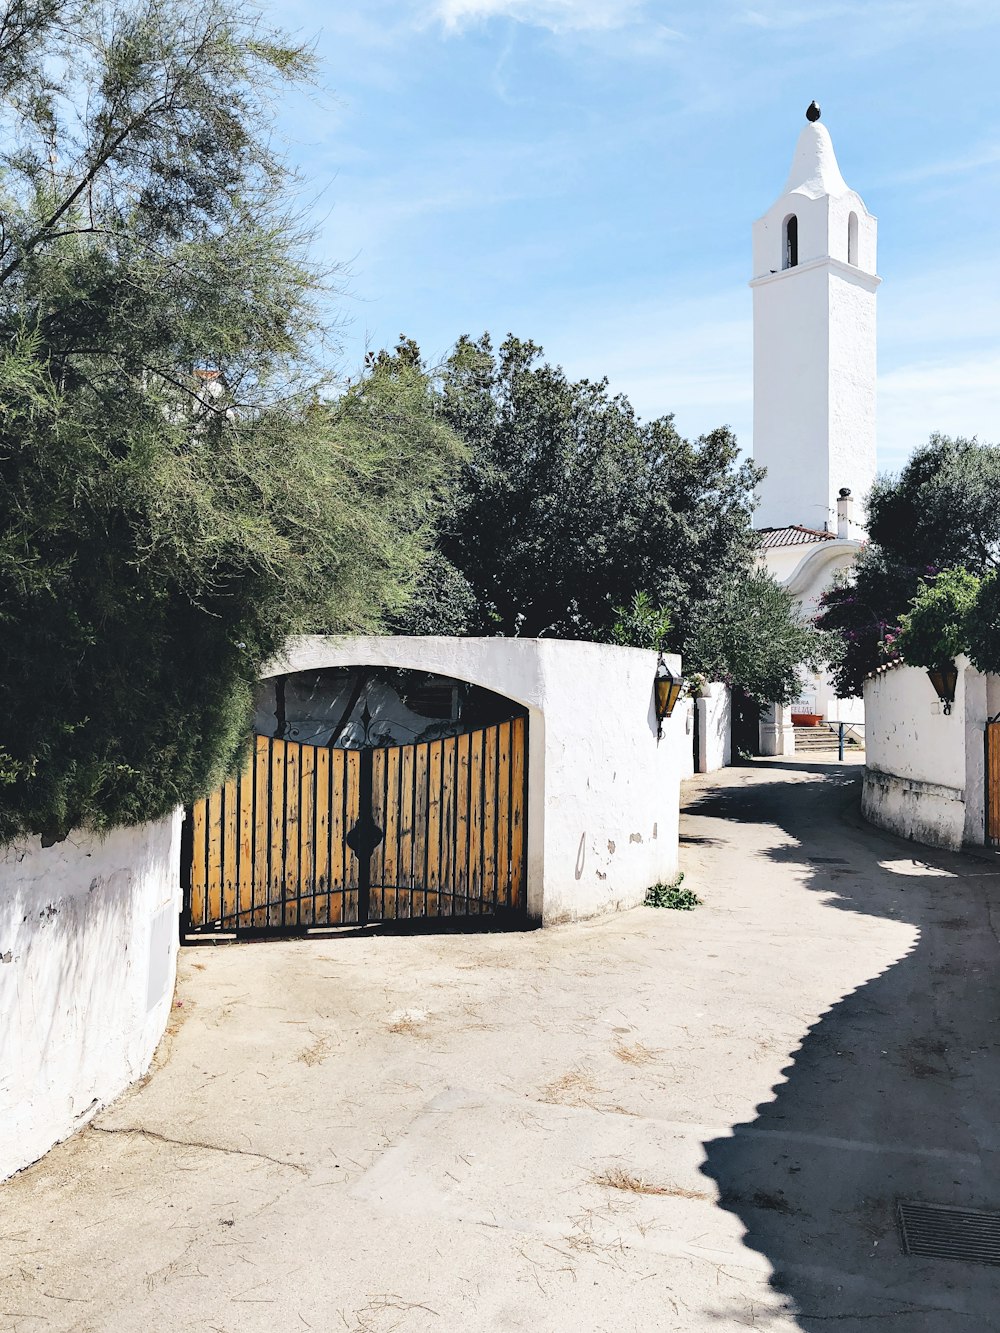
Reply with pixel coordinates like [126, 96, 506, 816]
[793, 725, 863, 751]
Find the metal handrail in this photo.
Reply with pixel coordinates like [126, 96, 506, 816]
[827, 719, 865, 762]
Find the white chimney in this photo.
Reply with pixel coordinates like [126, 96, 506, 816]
[836, 487, 854, 540]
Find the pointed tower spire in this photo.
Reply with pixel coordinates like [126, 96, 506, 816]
[750, 107, 880, 536]
[782, 108, 849, 199]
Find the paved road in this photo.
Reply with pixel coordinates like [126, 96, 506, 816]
[3, 757, 999, 1332]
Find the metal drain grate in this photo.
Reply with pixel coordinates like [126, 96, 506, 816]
[898, 1201, 1000, 1265]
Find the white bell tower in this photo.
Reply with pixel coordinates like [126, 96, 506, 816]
[751, 103, 879, 537]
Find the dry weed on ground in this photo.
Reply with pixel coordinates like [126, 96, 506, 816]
[593, 1165, 711, 1200]
[613, 1041, 660, 1066]
[298, 1034, 332, 1066]
[538, 1068, 601, 1106]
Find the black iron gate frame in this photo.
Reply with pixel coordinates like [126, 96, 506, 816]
[182, 718, 528, 937]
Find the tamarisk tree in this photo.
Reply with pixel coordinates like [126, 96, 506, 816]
[0, 0, 461, 843]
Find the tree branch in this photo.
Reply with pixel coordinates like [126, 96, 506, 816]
[0, 64, 193, 287]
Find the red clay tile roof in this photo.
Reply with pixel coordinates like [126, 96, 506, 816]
[758, 524, 836, 549]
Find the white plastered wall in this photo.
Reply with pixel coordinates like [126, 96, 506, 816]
[0, 812, 182, 1181]
[862, 658, 993, 851]
[696, 684, 732, 773]
[752, 263, 878, 534]
[269, 637, 685, 925]
[752, 261, 833, 534]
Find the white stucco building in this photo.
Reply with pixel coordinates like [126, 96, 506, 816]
[752, 103, 879, 735]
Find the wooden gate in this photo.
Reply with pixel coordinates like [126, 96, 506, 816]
[183, 717, 527, 934]
[987, 720, 1000, 847]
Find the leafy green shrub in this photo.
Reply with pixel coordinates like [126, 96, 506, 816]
[644, 875, 702, 910]
[611, 592, 672, 652]
[897, 567, 981, 668]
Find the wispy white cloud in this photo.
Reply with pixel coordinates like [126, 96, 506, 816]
[886, 143, 1000, 186]
[737, 0, 999, 29]
[879, 353, 1000, 471]
[540, 286, 753, 443]
[739, 3, 860, 28]
[428, 0, 649, 33]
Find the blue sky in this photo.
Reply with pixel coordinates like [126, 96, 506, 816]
[268, 0, 1000, 474]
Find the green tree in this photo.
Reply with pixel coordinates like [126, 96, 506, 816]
[968, 572, 1000, 675]
[817, 435, 1000, 695]
[684, 572, 831, 706]
[394, 332, 823, 702]
[404, 332, 763, 643]
[0, 1, 461, 843]
[896, 568, 982, 669]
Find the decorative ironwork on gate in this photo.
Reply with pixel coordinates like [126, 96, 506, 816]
[183, 717, 527, 935]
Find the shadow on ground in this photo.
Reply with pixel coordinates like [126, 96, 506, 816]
[689, 764, 1000, 1330]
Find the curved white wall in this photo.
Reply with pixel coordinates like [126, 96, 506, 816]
[862, 658, 992, 851]
[0, 812, 181, 1181]
[270, 637, 685, 925]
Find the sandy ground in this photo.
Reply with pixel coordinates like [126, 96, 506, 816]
[3, 756, 1000, 1333]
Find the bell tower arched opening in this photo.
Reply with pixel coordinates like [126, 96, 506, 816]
[783, 213, 798, 269]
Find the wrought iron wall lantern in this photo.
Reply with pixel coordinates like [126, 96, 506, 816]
[927, 662, 959, 715]
[654, 657, 684, 739]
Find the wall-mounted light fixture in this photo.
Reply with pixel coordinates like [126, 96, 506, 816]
[654, 657, 684, 739]
[926, 662, 959, 715]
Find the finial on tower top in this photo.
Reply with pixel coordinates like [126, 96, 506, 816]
[806, 101, 821, 122]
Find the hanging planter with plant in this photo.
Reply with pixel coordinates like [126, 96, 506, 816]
[897, 569, 981, 718]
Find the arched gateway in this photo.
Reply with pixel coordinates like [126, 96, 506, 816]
[183, 635, 686, 934]
[184, 660, 528, 933]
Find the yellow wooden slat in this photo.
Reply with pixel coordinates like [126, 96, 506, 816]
[426, 740, 443, 918]
[222, 776, 238, 928]
[314, 748, 330, 925]
[989, 722, 1000, 842]
[412, 743, 429, 917]
[455, 732, 470, 912]
[495, 721, 511, 909]
[370, 748, 386, 919]
[469, 729, 484, 909]
[382, 747, 400, 921]
[398, 743, 414, 918]
[206, 787, 223, 925]
[329, 749, 345, 924]
[510, 717, 526, 909]
[283, 742, 300, 928]
[268, 740, 286, 928]
[345, 749, 361, 922]
[190, 798, 208, 926]
[237, 748, 255, 928]
[299, 744, 315, 926]
[439, 737, 455, 915]
[252, 736, 271, 928]
[482, 726, 497, 908]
